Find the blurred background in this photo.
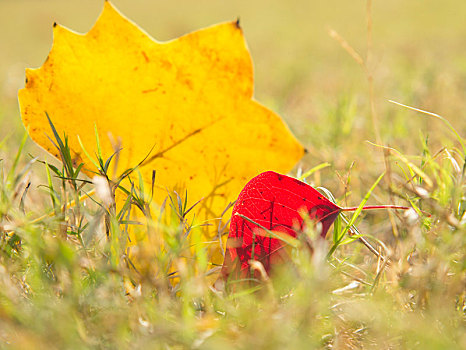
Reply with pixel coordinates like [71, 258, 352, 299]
[1, 0, 465, 196]
[1, 3, 465, 348]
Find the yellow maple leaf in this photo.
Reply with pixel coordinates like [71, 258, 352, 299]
[18, 2, 304, 264]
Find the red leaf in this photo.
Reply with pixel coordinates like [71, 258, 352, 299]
[220, 171, 341, 281]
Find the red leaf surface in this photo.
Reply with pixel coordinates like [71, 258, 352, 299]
[220, 171, 341, 281]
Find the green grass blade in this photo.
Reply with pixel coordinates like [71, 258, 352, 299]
[327, 172, 385, 258]
[298, 162, 331, 181]
[45, 161, 58, 210]
[94, 124, 103, 162]
[389, 100, 466, 154]
[77, 135, 100, 170]
[7, 131, 28, 187]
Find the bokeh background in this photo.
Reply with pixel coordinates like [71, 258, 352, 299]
[1, 0, 465, 193]
[0, 2, 465, 348]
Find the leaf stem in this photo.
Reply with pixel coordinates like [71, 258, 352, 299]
[341, 205, 410, 212]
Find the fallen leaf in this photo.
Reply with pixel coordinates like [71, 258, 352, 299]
[18, 2, 305, 263]
[220, 171, 340, 281]
[220, 171, 410, 282]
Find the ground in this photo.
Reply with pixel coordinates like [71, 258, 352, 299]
[0, 1, 465, 349]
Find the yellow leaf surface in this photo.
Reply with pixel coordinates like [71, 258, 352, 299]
[18, 2, 304, 263]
